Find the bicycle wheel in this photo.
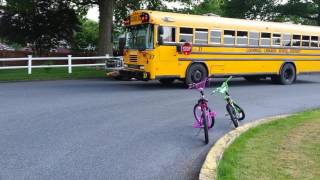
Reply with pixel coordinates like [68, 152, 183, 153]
[226, 104, 239, 128]
[193, 104, 214, 128]
[202, 110, 209, 144]
[234, 103, 245, 121]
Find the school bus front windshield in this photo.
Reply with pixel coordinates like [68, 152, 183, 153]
[125, 24, 154, 50]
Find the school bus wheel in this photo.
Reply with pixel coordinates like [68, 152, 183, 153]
[272, 63, 297, 85]
[185, 63, 208, 85]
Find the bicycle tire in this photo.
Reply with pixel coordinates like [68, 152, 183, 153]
[193, 104, 215, 128]
[234, 103, 245, 121]
[202, 110, 209, 144]
[226, 104, 239, 128]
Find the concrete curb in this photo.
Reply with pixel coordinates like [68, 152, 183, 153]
[199, 114, 291, 180]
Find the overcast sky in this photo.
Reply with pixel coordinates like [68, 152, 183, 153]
[86, 1, 185, 22]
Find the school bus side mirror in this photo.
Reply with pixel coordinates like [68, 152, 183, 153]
[157, 26, 164, 45]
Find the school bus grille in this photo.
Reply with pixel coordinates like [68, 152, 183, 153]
[129, 55, 138, 62]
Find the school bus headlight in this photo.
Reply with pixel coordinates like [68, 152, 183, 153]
[140, 66, 145, 70]
[124, 64, 128, 68]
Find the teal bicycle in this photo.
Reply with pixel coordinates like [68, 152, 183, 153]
[212, 76, 245, 128]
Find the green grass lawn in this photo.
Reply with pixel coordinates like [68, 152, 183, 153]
[0, 67, 107, 82]
[217, 110, 320, 180]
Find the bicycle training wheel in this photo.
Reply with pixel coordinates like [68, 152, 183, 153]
[226, 104, 239, 128]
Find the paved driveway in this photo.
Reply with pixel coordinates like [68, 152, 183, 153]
[1, 75, 320, 180]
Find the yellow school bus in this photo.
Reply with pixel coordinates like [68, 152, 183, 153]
[119, 10, 320, 85]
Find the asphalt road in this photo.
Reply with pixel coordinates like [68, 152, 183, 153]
[1, 75, 320, 180]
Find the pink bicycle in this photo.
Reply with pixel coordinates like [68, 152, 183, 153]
[189, 78, 216, 144]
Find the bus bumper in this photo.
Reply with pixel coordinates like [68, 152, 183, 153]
[119, 69, 150, 81]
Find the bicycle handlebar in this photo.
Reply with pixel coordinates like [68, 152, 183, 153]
[226, 76, 233, 83]
[188, 78, 213, 90]
[211, 76, 232, 95]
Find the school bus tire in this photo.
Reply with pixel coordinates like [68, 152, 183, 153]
[185, 63, 208, 85]
[272, 63, 297, 85]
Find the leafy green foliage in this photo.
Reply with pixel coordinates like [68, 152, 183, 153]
[278, 0, 320, 25]
[193, 0, 225, 16]
[74, 19, 99, 51]
[0, 0, 80, 56]
[223, 0, 280, 20]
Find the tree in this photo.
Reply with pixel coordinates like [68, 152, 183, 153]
[0, 0, 80, 56]
[73, 0, 195, 55]
[192, 0, 225, 16]
[278, 0, 320, 25]
[74, 19, 99, 51]
[223, 0, 280, 20]
[72, 0, 114, 55]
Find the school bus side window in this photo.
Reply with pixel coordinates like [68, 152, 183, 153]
[224, 30, 235, 45]
[311, 36, 318, 47]
[272, 34, 281, 46]
[261, 33, 271, 46]
[210, 30, 222, 44]
[249, 32, 259, 46]
[292, 35, 301, 47]
[302, 35, 310, 47]
[160, 26, 176, 43]
[180, 28, 193, 42]
[237, 31, 248, 46]
[283, 34, 291, 47]
[195, 29, 208, 44]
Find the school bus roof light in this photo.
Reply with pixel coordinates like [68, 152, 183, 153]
[123, 17, 130, 26]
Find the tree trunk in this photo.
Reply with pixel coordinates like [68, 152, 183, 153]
[98, 0, 114, 56]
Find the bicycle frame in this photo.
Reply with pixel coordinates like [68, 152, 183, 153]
[212, 77, 241, 113]
[190, 78, 216, 128]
